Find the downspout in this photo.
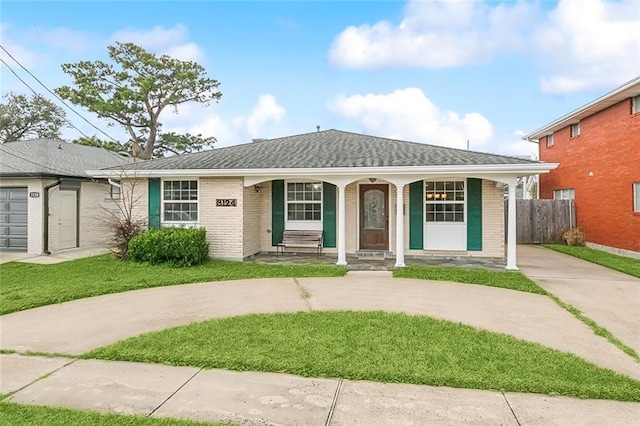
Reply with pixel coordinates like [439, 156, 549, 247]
[43, 179, 62, 255]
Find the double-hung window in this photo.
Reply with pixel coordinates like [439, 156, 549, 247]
[553, 188, 575, 200]
[163, 180, 198, 222]
[425, 181, 465, 222]
[632, 95, 640, 114]
[634, 183, 640, 212]
[570, 122, 580, 137]
[546, 134, 554, 147]
[287, 182, 322, 221]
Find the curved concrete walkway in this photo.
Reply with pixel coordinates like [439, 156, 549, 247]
[2, 272, 640, 425]
[1, 272, 638, 379]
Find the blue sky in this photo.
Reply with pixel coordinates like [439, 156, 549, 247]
[1, 0, 639, 157]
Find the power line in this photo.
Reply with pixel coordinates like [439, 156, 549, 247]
[0, 144, 79, 175]
[0, 44, 120, 143]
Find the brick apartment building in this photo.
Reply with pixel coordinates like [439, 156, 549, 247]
[524, 77, 640, 255]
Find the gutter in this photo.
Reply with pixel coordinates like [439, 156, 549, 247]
[43, 179, 62, 255]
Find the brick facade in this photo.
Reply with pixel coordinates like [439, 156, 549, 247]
[539, 98, 640, 252]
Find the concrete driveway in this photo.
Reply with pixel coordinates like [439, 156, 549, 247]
[518, 245, 640, 356]
[1, 272, 638, 379]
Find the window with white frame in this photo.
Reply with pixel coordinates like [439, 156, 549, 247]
[546, 134, 554, 147]
[163, 180, 198, 222]
[633, 95, 640, 114]
[286, 182, 322, 221]
[425, 181, 465, 222]
[553, 188, 575, 200]
[570, 122, 580, 137]
[107, 181, 121, 200]
[634, 183, 640, 212]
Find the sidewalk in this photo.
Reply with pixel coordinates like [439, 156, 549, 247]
[517, 245, 640, 355]
[2, 353, 639, 425]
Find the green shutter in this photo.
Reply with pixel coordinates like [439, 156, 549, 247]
[467, 178, 483, 251]
[409, 181, 424, 250]
[271, 180, 285, 246]
[148, 178, 161, 229]
[322, 182, 336, 248]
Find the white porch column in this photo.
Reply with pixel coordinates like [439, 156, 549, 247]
[337, 184, 347, 266]
[395, 183, 406, 267]
[506, 182, 518, 270]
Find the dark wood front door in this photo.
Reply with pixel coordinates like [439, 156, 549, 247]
[359, 184, 389, 250]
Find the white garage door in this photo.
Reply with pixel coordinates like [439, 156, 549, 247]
[0, 187, 28, 251]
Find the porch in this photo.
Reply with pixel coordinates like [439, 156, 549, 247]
[250, 252, 507, 271]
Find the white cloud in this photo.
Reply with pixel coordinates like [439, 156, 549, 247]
[112, 24, 204, 62]
[112, 25, 188, 50]
[328, 87, 493, 149]
[497, 130, 538, 158]
[167, 94, 287, 148]
[534, 0, 640, 94]
[328, 0, 535, 69]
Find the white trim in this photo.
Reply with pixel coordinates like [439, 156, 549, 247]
[87, 163, 559, 179]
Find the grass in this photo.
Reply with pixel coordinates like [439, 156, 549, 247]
[543, 244, 640, 278]
[0, 403, 230, 425]
[83, 311, 640, 402]
[394, 265, 547, 294]
[0, 255, 345, 315]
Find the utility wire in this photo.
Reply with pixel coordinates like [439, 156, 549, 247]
[0, 44, 120, 143]
[0, 57, 93, 140]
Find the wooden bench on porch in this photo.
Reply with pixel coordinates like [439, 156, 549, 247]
[276, 230, 323, 258]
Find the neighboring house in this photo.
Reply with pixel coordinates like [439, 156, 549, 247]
[523, 77, 640, 255]
[89, 130, 557, 269]
[0, 139, 132, 254]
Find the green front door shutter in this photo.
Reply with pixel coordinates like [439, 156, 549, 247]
[409, 181, 424, 250]
[272, 180, 285, 246]
[467, 178, 483, 251]
[322, 182, 336, 248]
[148, 178, 161, 229]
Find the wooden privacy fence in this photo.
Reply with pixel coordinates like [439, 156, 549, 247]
[504, 199, 576, 243]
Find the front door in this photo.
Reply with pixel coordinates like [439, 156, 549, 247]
[359, 184, 389, 250]
[58, 190, 78, 250]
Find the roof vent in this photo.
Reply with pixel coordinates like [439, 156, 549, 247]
[252, 138, 268, 143]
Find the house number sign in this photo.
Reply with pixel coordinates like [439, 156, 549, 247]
[216, 199, 237, 207]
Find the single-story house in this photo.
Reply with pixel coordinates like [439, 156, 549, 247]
[0, 139, 132, 254]
[88, 130, 558, 269]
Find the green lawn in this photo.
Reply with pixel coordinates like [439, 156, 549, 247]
[394, 265, 547, 294]
[0, 403, 230, 426]
[0, 255, 345, 315]
[543, 244, 640, 278]
[83, 311, 640, 402]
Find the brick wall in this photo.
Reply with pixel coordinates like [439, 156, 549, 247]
[199, 177, 244, 260]
[243, 185, 261, 257]
[539, 98, 640, 252]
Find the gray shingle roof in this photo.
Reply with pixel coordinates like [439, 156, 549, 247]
[114, 130, 539, 171]
[0, 139, 133, 178]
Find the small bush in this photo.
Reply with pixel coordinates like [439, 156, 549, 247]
[562, 227, 585, 246]
[129, 227, 209, 267]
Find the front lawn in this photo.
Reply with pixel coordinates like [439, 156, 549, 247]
[394, 265, 547, 294]
[543, 244, 640, 278]
[83, 311, 640, 402]
[0, 255, 345, 315]
[0, 403, 229, 426]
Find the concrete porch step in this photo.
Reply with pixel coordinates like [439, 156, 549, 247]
[355, 250, 394, 260]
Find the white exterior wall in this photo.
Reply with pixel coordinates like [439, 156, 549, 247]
[473, 179, 505, 258]
[243, 185, 261, 258]
[198, 177, 244, 260]
[79, 181, 121, 248]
